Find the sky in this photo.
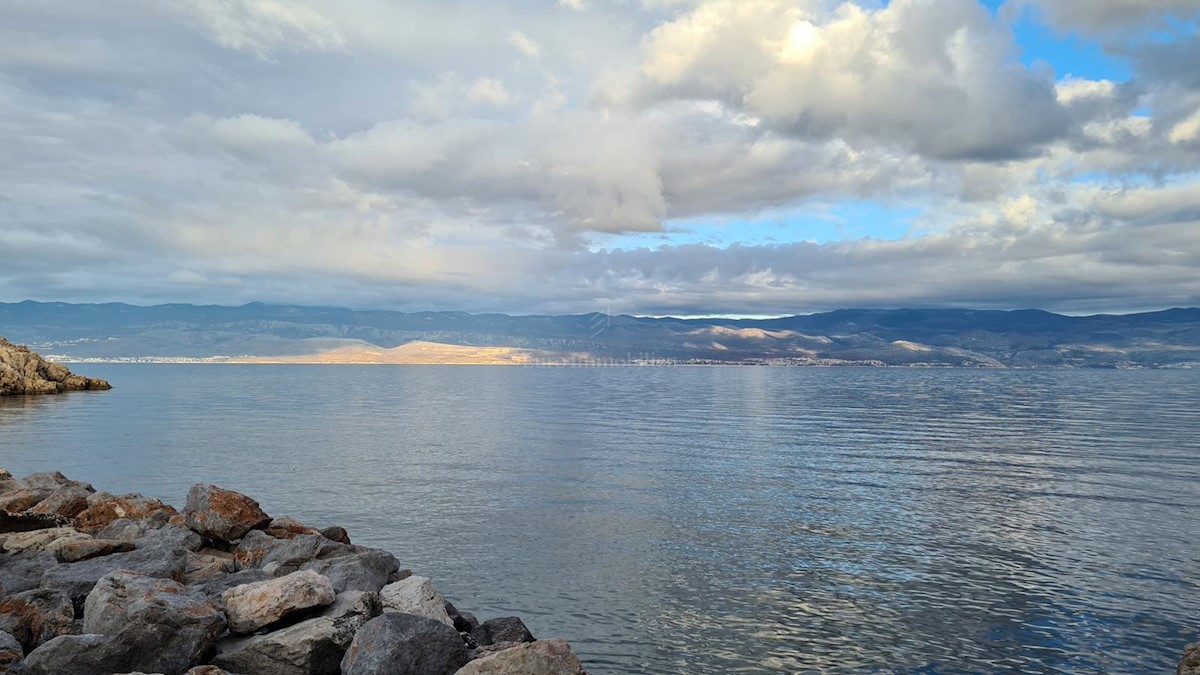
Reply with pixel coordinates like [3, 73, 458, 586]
[1, 0, 1199, 316]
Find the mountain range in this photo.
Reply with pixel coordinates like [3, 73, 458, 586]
[2, 301, 1199, 368]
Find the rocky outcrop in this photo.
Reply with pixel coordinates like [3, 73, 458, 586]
[0, 471, 589, 674]
[0, 338, 110, 396]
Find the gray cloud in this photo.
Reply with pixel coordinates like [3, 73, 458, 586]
[0, 0, 1197, 315]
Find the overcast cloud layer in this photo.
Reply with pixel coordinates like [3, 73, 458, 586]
[1, 0, 1199, 315]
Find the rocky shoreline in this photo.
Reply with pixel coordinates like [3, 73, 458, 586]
[0, 339, 110, 396]
[0, 471, 587, 674]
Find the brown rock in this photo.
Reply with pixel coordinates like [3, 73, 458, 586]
[265, 516, 322, 540]
[74, 492, 177, 535]
[0, 528, 90, 555]
[0, 489, 51, 513]
[54, 539, 135, 563]
[185, 483, 271, 541]
[27, 486, 92, 519]
[184, 549, 237, 584]
[0, 588, 75, 652]
[0, 338, 111, 395]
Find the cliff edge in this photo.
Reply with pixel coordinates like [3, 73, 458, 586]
[0, 338, 111, 395]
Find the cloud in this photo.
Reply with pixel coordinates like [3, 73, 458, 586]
[0, 0, 1197, 314]
[1019, 0, 1200, 34]
[507, 31, 542, 58]
[467, 78, 513, 106]
[168, 0, 345, 57]
[608, 0, 1070, 160]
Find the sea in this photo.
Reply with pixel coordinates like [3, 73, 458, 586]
[1, 365, 1198, 674]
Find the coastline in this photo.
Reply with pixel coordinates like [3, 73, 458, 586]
[0, 471, 587, 675]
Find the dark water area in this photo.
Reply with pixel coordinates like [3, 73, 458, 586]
[2, 365, 1198, 673]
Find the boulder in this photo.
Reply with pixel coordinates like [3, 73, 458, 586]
[264, 517, 322, 540]
[194, 569, 272, 601]
[0, 528, 90, 555]
[300, 549, 400, 593]
[185, 483, 271, 542]
[0, 552, 57, 593]
[0, 338, 111, 396]
[74, 492, 177, 535]
[380, 576, 454, 627]
[19, 473, 90, 493]
[0, 588, 74, 651]
[340, 612, 469, 675]
[453, 639, 586, 675]
[26, 486, 92, 519]
[221, 570, 336, 634]
[40, 532, 190, 610]
[231, 530, 284, 570]
[0, 489, 51, 513]
[471, 617, 535, 646]
[82, 570, 226, 674]
[96, 513, 172, 542]
[254, 534, 353, 575]
[17, 633, 133, 674]
[54, 539, 134, 563]
[1181, 642, 1200, 675]
[0, 630, 21, 673]
[183, 549, 236, 584]
[187, 667, 235, 675]
[320, 526, 351, 545]
[211, 590, 382, 675]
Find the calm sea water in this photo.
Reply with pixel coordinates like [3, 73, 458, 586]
[1, 365, 1198, 673]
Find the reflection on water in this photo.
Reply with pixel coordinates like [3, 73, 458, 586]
[2, 366, 1198, 673]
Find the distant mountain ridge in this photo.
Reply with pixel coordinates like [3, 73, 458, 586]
[2, 301, 1199, 368]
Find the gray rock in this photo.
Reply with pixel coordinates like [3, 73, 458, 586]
[54, 539, 135, 563]
[0, 552, 57, 594]
[320, 526, 351, 545]
[257, 534, 353, 576]
[83, 570, 226, 674]
[183, 549, 236, 584]
[39, 535, 189, 611]
[210, 589, 382, 675]
[0, 630, 21, 673]
[186, 667, 235, 675]
[1181, 641, 1200, 675]
[444, 601, 479, 634]
[221, 570, 335, 634]
[300, 549, 399, 593]
[194, 569, 272, 601]
[379, 576, 454, 627]
[470, 616, 535, 646]
[340, 613, 469, 675]
[95, 513, 172, 542]
[0, 588, 74, 652]
[17, 634, 134, 675]
[26, 487, 92, 519]
[19, 473, 90, 493]
[136, 525, 204, 553]
[453, 639, 586, 675]
[184, 483, 271, 542]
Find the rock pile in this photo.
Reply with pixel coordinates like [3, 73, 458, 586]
[0, 470, 587, 675]
[0, 339, 111, 396]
